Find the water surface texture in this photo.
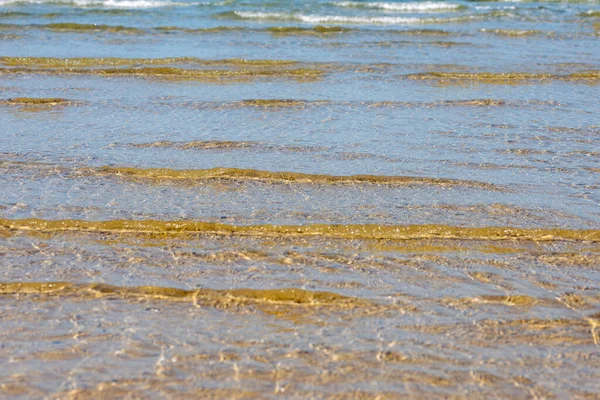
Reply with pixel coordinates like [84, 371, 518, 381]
[1, 0, 600, 398]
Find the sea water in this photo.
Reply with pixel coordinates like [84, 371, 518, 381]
[1, 0, 599, 397]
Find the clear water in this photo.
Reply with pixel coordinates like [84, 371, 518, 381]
[1, 0, 599, 397]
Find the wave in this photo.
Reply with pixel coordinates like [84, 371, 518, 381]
[468, 0, 600, 3]
[2, 218, 600, 242]
[474, 5, 516, 10]
[333, 1, 466, 12]
[474, 0, 598, 4]
[0, 23, 459, 37]
[0, 22, 353, 35]
[0, 0, 190, 8]
[579, 10, 600, 17]
[221, 11, 485, 25]
[266, 25, 353, 35]
[480, 28, 545, 36]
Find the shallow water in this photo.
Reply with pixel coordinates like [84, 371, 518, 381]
[1, 0, 599, 398]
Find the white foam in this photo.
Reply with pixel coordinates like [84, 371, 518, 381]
[484, 0, 597, 2]
[474, 5, 516, 10]
[101, 0, 187, 7]
[231, 11, 477, 24]
[0, 0, 191, 7]
[334, 1, 464, 12]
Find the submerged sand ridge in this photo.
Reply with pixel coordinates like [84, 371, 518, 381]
[0, 97, 80, 110]
[2, 57, 599, 84]
[125, 139, 329, 152]
[0, 161, 504, 190]
[3, 65, 599, 83]
[2, 218, 600, 242]
[0, 97, 72, 105]
[0, 281, 365, 307]
[96, 166, 503, 190]
[0, 56, 324, 81]
[0, 66, 324, 81]
[407, 71, 600, 84]
[0, 56, 300, 68]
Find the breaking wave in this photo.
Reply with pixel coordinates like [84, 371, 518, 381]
[221, 10, 485, 24]
[333, 1, 466, 12]
[0, 0, 192, 8]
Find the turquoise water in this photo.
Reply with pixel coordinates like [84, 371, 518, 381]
[1, 0, 599, 398]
